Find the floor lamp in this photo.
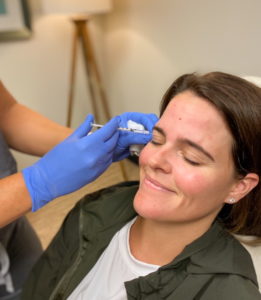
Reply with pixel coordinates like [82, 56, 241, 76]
[67, 15, 111, 127]
[42, 0, 113, 126]
[42, 0, 128, 180]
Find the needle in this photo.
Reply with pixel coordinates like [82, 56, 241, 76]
[91, 123, 150, 134]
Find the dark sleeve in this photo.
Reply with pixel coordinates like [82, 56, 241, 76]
[21, 201, 81, 300]
[21, 181, 139, 300]
[198, 274, 261, 300]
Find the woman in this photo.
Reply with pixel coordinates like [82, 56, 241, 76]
[22, 72, 261, 299]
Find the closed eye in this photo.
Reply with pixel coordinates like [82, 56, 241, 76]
[183, 157, 201, 166]
[151, 139, 163, 145]
[151, 126, 166, 144]
[177, 150, 202, 166]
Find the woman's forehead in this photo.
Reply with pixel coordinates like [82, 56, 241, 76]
[158, 91, 234, 151]
[161, 92, 223, 126]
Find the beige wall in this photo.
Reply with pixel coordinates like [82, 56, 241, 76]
[104, 0, 261, 115]
[0, 2, 106, 128]
[1, 0, 261, 169]
[0, 1, 107, 169]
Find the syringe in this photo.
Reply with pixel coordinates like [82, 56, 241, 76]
[91, 123, 150, 134]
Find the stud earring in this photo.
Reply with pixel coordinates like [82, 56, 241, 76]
[228, 198, 236, 204]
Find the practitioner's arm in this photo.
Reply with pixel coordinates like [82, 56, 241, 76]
[0, 173, 32, 227]
[0, 81, 72, 155]
[0, 81, 158, 226]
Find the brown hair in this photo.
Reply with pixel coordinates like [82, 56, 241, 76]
[160, 72, 261, 237]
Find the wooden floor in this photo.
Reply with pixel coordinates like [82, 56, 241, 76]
[26, 159, 139, 249]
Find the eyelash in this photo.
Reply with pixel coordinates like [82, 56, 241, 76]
[177, 150, 202, 166]
[183, 157, 201, 166]
[151, 141, 202, 167]
[150, 140, 162, 146]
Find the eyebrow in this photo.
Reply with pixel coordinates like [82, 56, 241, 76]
[180, 138, 215, 162]
[153, 126, 215, 162]
[153, 126, 166, 136]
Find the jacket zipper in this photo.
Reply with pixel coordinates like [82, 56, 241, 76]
[49, 208, 86, 300]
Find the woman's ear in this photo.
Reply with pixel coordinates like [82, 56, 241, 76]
[224, 173, 259, 204]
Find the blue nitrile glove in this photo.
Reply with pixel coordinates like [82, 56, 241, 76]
[113, 112, 159, 161]
[22, 114, 119, 211]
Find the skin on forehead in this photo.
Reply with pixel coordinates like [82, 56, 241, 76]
[158, 91, 234, 168]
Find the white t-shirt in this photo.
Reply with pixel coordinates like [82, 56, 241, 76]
[68, 218, 159, 300]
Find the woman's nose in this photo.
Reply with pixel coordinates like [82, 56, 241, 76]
[147, 146, 172, 173]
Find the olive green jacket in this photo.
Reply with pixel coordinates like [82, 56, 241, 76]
[22, 182, 261, 300]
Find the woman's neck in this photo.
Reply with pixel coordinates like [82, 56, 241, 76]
[129, 216, 214, 266]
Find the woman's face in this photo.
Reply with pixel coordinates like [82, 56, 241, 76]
[134, 91, 238, 224]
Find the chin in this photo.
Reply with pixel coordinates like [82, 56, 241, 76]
[133, 188, 168, 220]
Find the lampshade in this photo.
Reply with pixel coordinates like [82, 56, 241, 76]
[42, 0, 112, 15]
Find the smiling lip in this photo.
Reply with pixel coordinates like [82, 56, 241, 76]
[144, 176, 175, 193]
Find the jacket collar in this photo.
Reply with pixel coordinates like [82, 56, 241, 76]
[162, 221, 258, 286]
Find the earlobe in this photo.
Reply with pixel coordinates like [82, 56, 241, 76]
[225, 173, 259, 204]
[227, 197, 236, 204]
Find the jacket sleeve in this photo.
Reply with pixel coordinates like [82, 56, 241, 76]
[21, 200, 82, 300]
[198, 274, 261, 300]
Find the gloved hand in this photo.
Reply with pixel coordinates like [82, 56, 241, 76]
[22, 114, 120, 211]
[113, 112, 158, 161]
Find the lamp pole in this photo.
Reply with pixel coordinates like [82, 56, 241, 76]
[66, 17, 128, 180]
[67, 15, 111, 127]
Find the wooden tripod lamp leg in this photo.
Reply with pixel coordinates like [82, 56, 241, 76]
[66, 22, 79, 127]
[67, 16, 128, 181]
[69, 16, 111, 123]
[77, 18, 101, 123]
[82, 23, 111, 121]
[77, 18, 128, 181]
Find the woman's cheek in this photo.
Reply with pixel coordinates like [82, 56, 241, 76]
[138, 143, 150, 166]
[174, 166, 210, 195]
